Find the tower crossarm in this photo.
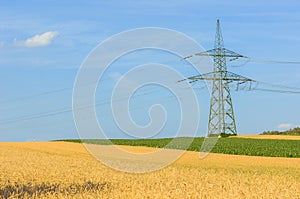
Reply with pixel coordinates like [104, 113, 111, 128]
[179, 71, 255, 84]
[183, 48, 248, 59]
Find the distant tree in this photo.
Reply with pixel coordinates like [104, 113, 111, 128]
[261, 127, 300, 135]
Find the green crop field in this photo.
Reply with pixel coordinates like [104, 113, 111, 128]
[60, 137, 300, 158]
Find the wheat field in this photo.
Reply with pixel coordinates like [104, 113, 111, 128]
[234, 134, 300, 140]
[0, 142, 299, 198]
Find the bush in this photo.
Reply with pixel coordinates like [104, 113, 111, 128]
[261, 127, 300, 136]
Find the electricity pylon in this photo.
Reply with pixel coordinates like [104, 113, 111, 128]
[180, 20, 254, 136]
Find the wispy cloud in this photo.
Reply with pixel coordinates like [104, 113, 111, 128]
[0, 41, 4, 47]
[277, 123, 299, 130]
[277, 123, 292, 129]
[14, 31, 59, 47]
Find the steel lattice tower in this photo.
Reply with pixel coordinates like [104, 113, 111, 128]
[180, 20, 254, 136]
[208, 20, 236, 136]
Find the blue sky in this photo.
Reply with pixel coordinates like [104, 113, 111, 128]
[0, 0, 300, 141]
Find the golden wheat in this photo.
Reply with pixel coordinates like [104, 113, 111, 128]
[233, 134, 300, 140]
[0, 142, 299, 198]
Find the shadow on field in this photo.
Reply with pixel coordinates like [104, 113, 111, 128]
[0, 180, 109, 198]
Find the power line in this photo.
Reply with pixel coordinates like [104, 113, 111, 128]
[0, 91, 183, 133]
[0, 86, 167, 125]
[248, 57, 300, 65]
[229, 57, 300, 68]
[0, 59, 194, 107]
[252, 88, 300, 94]
[0, 77, 109, 105]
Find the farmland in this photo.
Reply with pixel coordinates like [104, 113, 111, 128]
[62, 136, 300, 158]
[0, 142, 299, 198]
[236, 134, 300, 140]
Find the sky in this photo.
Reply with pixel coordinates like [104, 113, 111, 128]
[0, 0, 300, 141]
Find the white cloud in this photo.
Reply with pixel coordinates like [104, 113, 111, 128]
[277, 123, 300, 130]
[14, 31, 59, 47]
[0, 41, 4, 47]
[277, 123, 292, 129]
